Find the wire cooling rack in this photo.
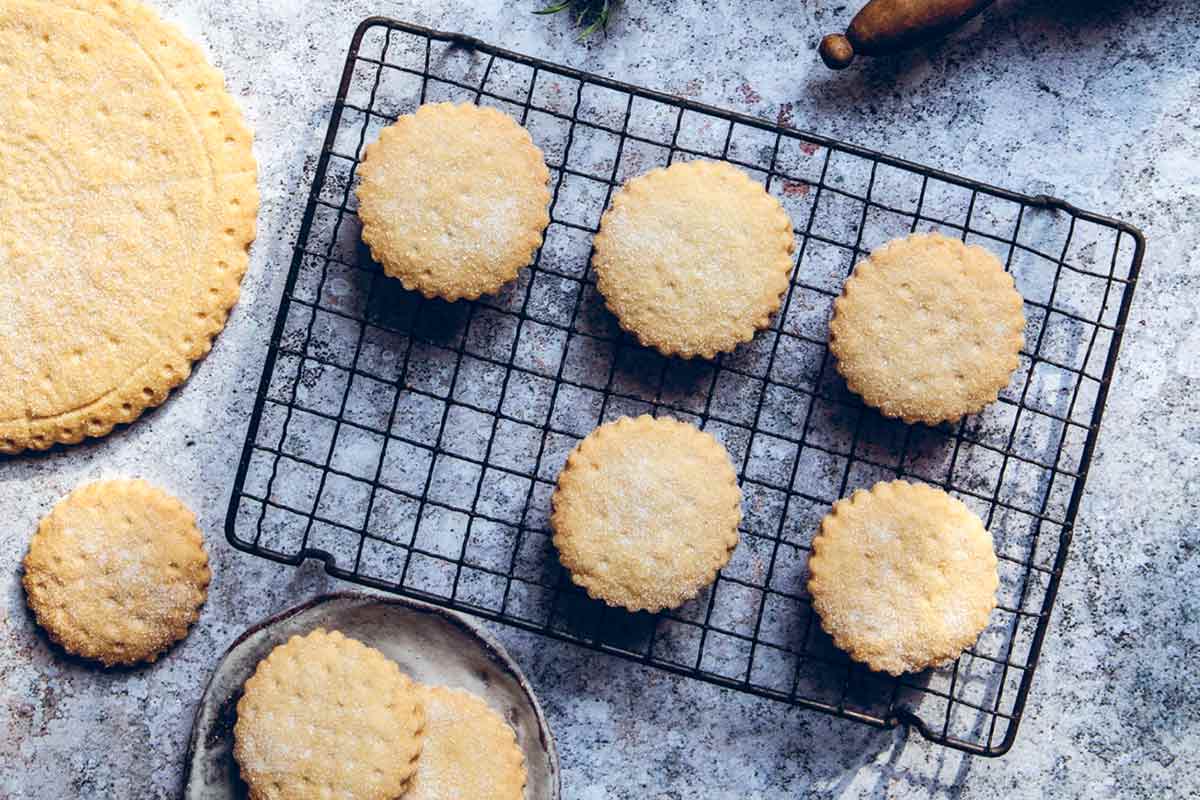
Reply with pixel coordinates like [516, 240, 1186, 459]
[226, 17, 1144, 756]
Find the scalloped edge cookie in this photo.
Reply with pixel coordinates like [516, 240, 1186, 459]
[807, 480, 999, 675]
[828, 232, 1024, 426]
[406, 685, 526, 800]
[551, 414, 743, 613]
[356, 102, 551, 302]
[233, 628, 425, 800]
[22, 479, 210, 666]
[593, 160, 795, 359]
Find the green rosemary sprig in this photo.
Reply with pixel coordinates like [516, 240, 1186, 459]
[534, 0, 620, 40]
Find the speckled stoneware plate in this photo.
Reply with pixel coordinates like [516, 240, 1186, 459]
[183, 592, 559, 799]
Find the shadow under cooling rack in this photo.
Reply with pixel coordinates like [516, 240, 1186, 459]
[226, 17, 1145, 756]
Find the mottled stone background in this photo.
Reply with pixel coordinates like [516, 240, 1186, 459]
[1, 1, 1196, 798]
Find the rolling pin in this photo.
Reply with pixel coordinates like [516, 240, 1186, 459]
[819, 0, 997, 69]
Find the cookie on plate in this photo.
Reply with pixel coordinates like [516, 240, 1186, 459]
[807, 480, 999, 675]
[592, 160, 795, 359]
[356, 102, 551, 301]
[21, 479, 210, 666]
[406, 685, 526, 800]
[551, 415, 742, 613]
[829, 232, 1025, 425]
[233, 628, 425, 800]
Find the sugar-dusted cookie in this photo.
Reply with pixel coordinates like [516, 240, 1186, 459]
[234, 628, 425, 800]
[406, 685, 526, 800]
[356, 103, 551, 301]
[592, 160, 795, 359]
[829, 232, 1025, 425]
[0, 0, 257, 454]
[807, 480, 999, 675]
[21, 479, 210, 666]
[551, 415, 743, 613]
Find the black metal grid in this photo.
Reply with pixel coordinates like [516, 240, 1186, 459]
[226, 17, 1144, 756]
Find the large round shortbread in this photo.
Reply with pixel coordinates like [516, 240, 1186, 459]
[807, 480, 999, 675]
[829, 232, 1024, 426]
[551, 415, 743, 613]
[0, 0, 257, 453]
[592, 160, 795, 359]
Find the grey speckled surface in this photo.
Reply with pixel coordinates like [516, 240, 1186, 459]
[1, 1, 1197, 797]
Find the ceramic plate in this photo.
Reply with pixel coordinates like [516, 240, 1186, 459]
[183, 592, 559, 799]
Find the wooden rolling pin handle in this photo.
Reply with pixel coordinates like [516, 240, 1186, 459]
[819, 34, 856, 70]
[820, 0, 997, 69]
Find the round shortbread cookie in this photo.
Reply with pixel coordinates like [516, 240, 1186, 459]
[356, 103, 551, 301]
[0, 0, 258, 454]
[551, 415, 743, 613]
[233, 628, 425, 800]
[21, 479, 210, 666]
[592, 160, 795, 359]
[807, 480, 999, 675]
[406, 685, 526, 800]
[829, 232, 1025, 426]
